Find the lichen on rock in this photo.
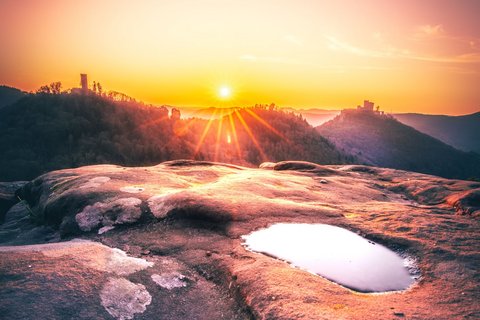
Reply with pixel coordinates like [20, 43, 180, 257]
[100, 277, 152, 320]
[36, 239, 154, 276]
[151, 272, 191, 290]
[75, 197, 142, 232]
[147, 194, 177, 219]
[120, 186, 145, 194]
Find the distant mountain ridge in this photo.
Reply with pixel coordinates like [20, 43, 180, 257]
[317, 110, 480, 180]
[179, 106, 340, 127]
[394, 112, 480, 153]
[282, 108, 340, 127]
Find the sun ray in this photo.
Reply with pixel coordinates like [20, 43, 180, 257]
[234, 109, 267, 162]
[214, 109, 225, 162]
[228, 112, 242, 158]
[244, 108, 288, 141]
[194, 108, 218, 157]
[173, 117, 196, 136]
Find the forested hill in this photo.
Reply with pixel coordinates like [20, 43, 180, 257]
[317, 110, 480, 180]
[0, 92, 352, 181]
[0, 93, 183, 180]
[0, 85, 26, 109]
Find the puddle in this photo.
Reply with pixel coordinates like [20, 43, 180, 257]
[242, 223, 417, 293]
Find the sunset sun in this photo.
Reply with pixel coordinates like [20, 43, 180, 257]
[218, 85, 232, 99]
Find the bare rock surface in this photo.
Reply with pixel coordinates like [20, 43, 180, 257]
[0, 181, 27, 222]
[0, 160, 479, 319]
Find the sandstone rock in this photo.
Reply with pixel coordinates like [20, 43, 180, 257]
[272, 160, 339, 176]
[446, 189, 480, 217]
[258, 162, 276, 169]
[75, 198, 143, 232]
[0, 160, 479, 319]
[0, 181, 27, 223]
[0, 201, 57, 244]
[0, 237, 249, 319]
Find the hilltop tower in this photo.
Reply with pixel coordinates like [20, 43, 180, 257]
[363, 100, 374, 111]
[80, 74, 88, 93]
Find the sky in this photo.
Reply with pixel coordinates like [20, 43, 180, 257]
[1, 0, 480, 114]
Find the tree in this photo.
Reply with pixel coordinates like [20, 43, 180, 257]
[49, 82, 62, 94]
[36, 82, 62, 94]
[36, 85, 51, 94]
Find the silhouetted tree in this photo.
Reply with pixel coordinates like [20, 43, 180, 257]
[50, 82, 62, 94]
[36, 85, 51, 94]
[36, 82, 62, 94]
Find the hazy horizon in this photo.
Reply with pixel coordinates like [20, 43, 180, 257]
[3, 81, 479, 117]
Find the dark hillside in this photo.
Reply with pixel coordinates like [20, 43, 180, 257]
[317, 111, 480, 180]
[0, 85, 26, 109]
[0, 93, 185, 180]
[0, 93, 351, 181]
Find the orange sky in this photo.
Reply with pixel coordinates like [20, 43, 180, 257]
[1, 0, 480, 114]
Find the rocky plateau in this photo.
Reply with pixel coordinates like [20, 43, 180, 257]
[0, 160, 479, 319]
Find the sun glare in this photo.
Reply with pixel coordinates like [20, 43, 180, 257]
[193, 105, 289, 162]
[218, 85, 232, 99]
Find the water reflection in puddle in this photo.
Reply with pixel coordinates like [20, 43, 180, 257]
[242, 223, 416, 293]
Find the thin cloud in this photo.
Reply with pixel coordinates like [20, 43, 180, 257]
[411, 52, 480, 64]
[411, 24, 480, 58]
[325, 35, 480, 64]
[238, 53, 395, 72]
[322, 65, 396, 73]
[414, 24, 445, 38]
[325, 36, 398, 58]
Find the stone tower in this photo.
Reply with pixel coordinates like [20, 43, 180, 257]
[80, 74, 88, 93]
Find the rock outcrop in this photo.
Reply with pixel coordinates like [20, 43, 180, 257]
[0, 181, 27, 223]
[0, 160, 479, 319]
